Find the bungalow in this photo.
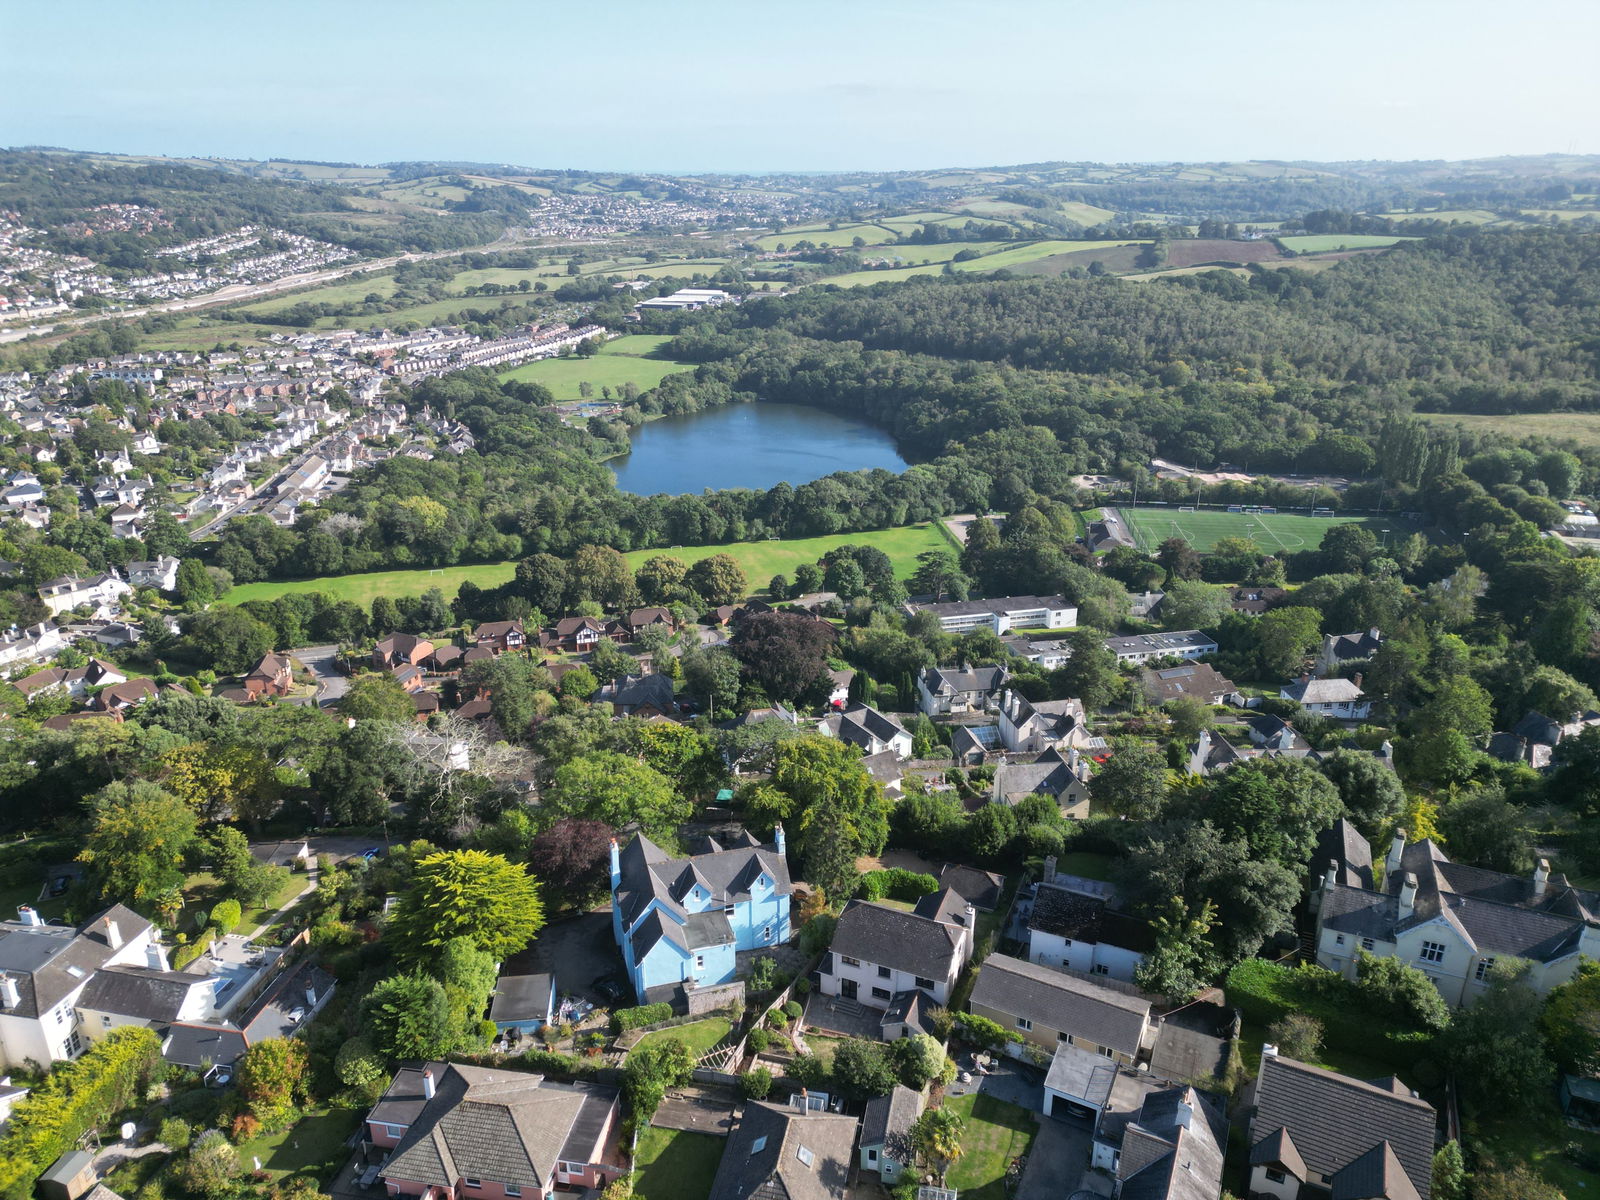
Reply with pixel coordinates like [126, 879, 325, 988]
[1281, 674, 1372, 719]
[1103, 631, 1217, 665]
[818, 897, 974, 1012]
[818, 703, 913, 761]
[370, 1062, 623, 1200]
[93, 678, 158, 712]
[594, 673, 677, 718]
[708, 1099, 858, 1200]
[1230, 586, 1288, 615]
[915, 663, 1008, 717]
[1140, 661, 1237, 707]
[859, 1085, 922, 1183]
[1246, 1049, 1435, 1200]
[490, 950, 557, 1037]
[969, 952, 1154, 1067]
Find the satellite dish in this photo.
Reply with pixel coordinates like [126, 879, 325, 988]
[120, 1122, 136, 1141]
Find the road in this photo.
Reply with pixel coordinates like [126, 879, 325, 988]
[188, 429, 347, 541]
[291, 644, 347, 705]
[0, 231, 529, 345]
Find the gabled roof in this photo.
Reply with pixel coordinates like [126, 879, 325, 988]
[920, 664, 1007, 696]
[615, 832, 791, 954]
[1331, 1141, 1422, 1200]
[0, 903, 152, 1018]
[969, 953, 1150, 1058]
[935, 863, 1005, 911]
[1314, 819, 1374, 890]
[860, 1085, 922, 1152]
[1249, 1054, 1435, 1198]
[379, 1062, 618, 1191]
[1028, 882, 1155, 953]
[822, 703, 907, 752]
[1283, 676, 1366, 705]
[1117, 1087, 1228, 1200]
[78, 964, 208, 1022]
[830, 900, 965, 981]
[706, 1101, 858, 1200]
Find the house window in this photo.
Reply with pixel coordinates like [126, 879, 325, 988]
[1361, 938, 1375, 952]
[102, 1015, 112, 1027]
[841, 955, 861, 967]
[1335, 934, 1346, 946]
[1265, 1168, 1287, 1184]
[877, 965, 891, 979]
[1061, 938, 1073, 947]
[1420, 941, 1446, 964]
[915, 977, 935, 990]
[506, 1187, 522, 1197]
[694, 954, 705, 971]
[463, 1180, 482, 1190]
[724, 906, 736, 916]
[751, 1137, 768, 1154]
[1016, 1017, 1033, 1032]
[867, 1149, 878, 1163]
[1091, 964, 1110, 976]
[1475, 958, 1496, 982]
[383, 1125, 406, 1140]
[1096, 1045, 1114, 1058]
[871, 987, 892, 1001]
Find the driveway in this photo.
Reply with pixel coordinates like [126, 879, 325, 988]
[522, 912, 628, 1004]
[291, 644, 347, 705]
[1017, 1118, 1096, 1200]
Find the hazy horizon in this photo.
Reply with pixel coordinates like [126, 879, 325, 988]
[6, 0, 1599, 174]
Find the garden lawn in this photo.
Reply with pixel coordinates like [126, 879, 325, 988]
[943, 1093, 1039, 1200]
[633, 1016, 732, 1059]
[182, 867, 307, 935]
[236, 1106, 361, 1181]
[632, 1127, 725, 1200]
[1470, 1101, 1600, 1195]
[801, 1034, 846, 1070]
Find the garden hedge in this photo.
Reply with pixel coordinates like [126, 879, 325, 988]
[611, 1002, 674, 1034]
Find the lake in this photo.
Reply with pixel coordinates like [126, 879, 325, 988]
[609, 402, 907, 495]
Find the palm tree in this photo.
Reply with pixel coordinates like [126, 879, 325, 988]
[909, 1107, 965, 1183]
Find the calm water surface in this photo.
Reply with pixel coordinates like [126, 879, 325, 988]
[609, 402, 907, 495]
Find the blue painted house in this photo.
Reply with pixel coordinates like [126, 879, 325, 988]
[610, 827, 793, 1003]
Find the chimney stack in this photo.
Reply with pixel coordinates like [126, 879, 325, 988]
[1042, 855, 1057, 883]
[422, 1069, 435, 1100]
[609, 838, 621, 890]
[0, 975, 18, 1009]
[305, 985, 317, 1008]
[1352, 672, 1363, 690]
[1385, 829, 1407, 882]
[1399, 873, 1418, 919]
[1534, 858, 1550, 898]
[16, 906, 41, 927]
[774, 823, 786, 858]
[146, 942, 168, 971]
[105, 919, 122, 949]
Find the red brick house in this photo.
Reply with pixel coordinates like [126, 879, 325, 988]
[391, 664, 425, 693]
[368, 1062, 623, 1200]
[94, 677, 159, 712]
[243, 652, 294, 697]
[625, 607, 676, 635]
[375, 633, 433, 670]
[548, 617, 604, 652]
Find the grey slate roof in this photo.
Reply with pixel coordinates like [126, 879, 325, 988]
[1283, 676, 1366, 706]
[970, 954, 1150, 1058]
[1117, 1087, 1228, 1200]
[160, 1022, 248, 1068]
[935, 863, 1005, 911]
[1331, 1141, 1422, 1200]
[829, 901, 965, 981]
[920, 664, 1007, 697]
[860, 1085, 921, 1151]
[77, 964, 208, 1021]
[1028, 883, 1155, 954]
[1249, 1053, 1435, 1199]
[706, 1101, 858, 1200]
[1314, 819, 1375, 890]
[596, 673, 676, 712]
[380, 1062, 618, 1191]
[992, 747, 1090, 805]
[616, 831, 791, 958]
[822, 703, 907, 752]
[0, 903, 151, 1019]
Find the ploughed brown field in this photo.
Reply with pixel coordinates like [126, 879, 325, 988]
[1163, 238, 1287, 268]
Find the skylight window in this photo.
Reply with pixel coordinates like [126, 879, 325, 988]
[751, 1136, 767, 1154]
[796, 1146, 815, 1167]
[66, 965, 85, 978]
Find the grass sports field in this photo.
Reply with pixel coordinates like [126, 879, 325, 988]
[498, 334, 695, 399]
[1119, 506, 1394, 554]
[226, 522, 952, 607]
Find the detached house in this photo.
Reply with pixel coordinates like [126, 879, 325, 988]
[818, 703, 913, 760]
[1246, 1050, 1435, 1200]
[818, 897, 975, 1012]
[1313, 830, 1600, 1005]
[369, 1062, 623, 1200]
[1023, 868, 1153, 983]
[1281, 674, 1372, 719]
[244, 652, 294, 698]
[1319, 627, 1384, 673]
[969, 953, 1154, 1067]
[610, 830, 792, 1004]
[374, 633, 432, 670]
[37, 572, 132, 618]
[991, 746, 1093, 817]
[997, 689, 1095, 753]
[476, 620, 527, 654]
[915, 663, 1008, 717]
[708, 1099, 859, 1200]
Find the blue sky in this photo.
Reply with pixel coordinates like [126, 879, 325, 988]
[5, 0, 1597, 173]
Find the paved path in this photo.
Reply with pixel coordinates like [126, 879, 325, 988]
[1017, 1119, 1099, 1200]
[290, 644, 347, 705]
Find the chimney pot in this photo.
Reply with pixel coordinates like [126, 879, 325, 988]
[422, 1069, 435, 1099]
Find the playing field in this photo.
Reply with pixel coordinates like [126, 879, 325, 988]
[226, 523, 952, 607]
[1418, 410, 1600, 449]
[498, 335, 695, 399]
[1119, 506, 1388, 554]
[1277, 234, 1418, 253]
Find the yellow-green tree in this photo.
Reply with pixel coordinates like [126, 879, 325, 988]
[162, 742, 282, 826]
[387, 849, 545, 961]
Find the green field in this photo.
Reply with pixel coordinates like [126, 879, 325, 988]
[233, 273, 399, 316]
[499, 335, 696, 399]
[226, 522, 952, 607]
[943, 1094, 1039, 1200]
[753, 222, 898, 251]
[1119, 506, 1394, 554]
[1277, 234, 1418, 252]
[1379, 208, 1498, 224]
[1417, 410, 1600, 449]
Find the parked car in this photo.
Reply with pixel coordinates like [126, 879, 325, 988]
[590, 974, 628, 1004]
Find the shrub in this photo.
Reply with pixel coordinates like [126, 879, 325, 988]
[748, 957, 778, 991]
[600, 1179, 633, 1200]
[521, 1049, 591, 1080]
[795, 978, 811, 995]
[791, 1053, 829, 1088]
[1266, 1013, 1324, 1061]
[171, 928, 216, 970]
[951, 1011, 1022, 1051]
[768, 1010, 790, 1030]
[740, 1066, 774, 1100]
[1225, 959, 1433, 1066]
[157, 1117, 193, 1151]
[782, 1000, 802, 1022]
[746, 1028, 775, 1054]
[1355, 951, 1451, 1031]
[611, 1002, 674, 1034]
[228, 1113, 260, 1143]
[209, 900, 242, 935]
[857, 868, 939, 903]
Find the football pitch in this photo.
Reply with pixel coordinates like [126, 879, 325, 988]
[1119, 506, 1391, 554]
